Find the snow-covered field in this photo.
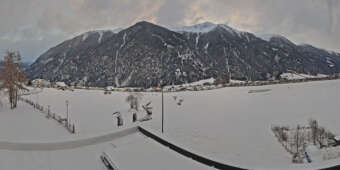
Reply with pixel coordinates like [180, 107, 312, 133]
[0, 96, 71, 142]
[1, 79, 340, 169]
[0, 127, 213, 170]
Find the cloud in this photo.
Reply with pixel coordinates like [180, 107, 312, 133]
[156, 0, 189, 27]
[327, 0, 339, 33]
[0, 0, 339, 62]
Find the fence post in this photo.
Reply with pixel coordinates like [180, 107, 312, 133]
[72, 124, 75, 134]
[133, 113, 137, 122]
[117, 116, 123, 127]
[47, 105, 50, 118]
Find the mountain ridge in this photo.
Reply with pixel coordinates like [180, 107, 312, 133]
[27, 21, 340, 87]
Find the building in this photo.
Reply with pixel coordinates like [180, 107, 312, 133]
[32, 79, 51, 88]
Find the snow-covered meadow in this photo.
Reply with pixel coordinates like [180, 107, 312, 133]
[2, 79, 340, 169]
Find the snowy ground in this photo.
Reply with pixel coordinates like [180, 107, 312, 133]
[1, 79, 340, 169]
[0, 128, 213, 170]
[0, 96, 71, 142]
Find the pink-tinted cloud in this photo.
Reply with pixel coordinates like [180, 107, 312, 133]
[0, 0, 339, 62]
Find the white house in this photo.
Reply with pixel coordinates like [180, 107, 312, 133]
[55, 82, 68, 88]
[105, 86, 115, 91]
[335, 136, 340, 142]
[32, 79, 51, 87]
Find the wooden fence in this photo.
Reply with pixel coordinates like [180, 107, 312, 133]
[18, 97, 76, 134]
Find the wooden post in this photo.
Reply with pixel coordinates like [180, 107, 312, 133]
[47, 105, 50, 118]
[72, 124, 75, 134]
[66, 100, 69, 127]
[117, 116, 123, 127]
[133, 113, 137, 122]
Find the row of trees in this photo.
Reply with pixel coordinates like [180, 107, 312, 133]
[0, 51, 27, 109]
[272, 119, 336, 163]
[309, 119, 335, 148]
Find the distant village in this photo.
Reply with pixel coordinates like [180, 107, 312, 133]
[29, 72, 340, 93]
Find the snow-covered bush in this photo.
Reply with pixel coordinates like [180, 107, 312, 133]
[125, 93, 143, 111]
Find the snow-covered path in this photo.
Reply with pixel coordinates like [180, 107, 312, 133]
[0, 127, 137, 151]
[0, 130, 214, 170]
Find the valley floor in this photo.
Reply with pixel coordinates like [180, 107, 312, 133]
[1, 79, 340, 169]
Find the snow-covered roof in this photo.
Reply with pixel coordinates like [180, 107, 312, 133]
[335, 136, 340, 141]
[32, 79, 51, 86]
[32, 79, 48, 83]
[55, 82, 67, 87]
[105, 86, 115, 90]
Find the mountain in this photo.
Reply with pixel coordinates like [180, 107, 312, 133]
[27, 21, 340, 87]
[0, 61, 31, 71]
[22, 62, 32, 69]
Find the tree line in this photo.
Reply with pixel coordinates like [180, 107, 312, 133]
[0, 51, 27, 109]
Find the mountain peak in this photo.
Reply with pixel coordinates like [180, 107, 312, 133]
[195, 21, 217, 28]
[171, 22, 218, 33]
[171, 22, 242, 36]
[127, 21, 170, 33]
[134, 21, 158, 27]
[216, 24, 242, 36]
[269, 35, 296, 46]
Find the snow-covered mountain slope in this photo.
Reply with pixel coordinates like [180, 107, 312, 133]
[171, 22, 242, 36]
[172, 22, 218, 33]
[27, 21, 340, 87]
[257, 33, 284, 42]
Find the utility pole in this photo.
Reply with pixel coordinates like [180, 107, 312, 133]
[161, 54, 164, 133]
[66, 100, 69, 126]
[160, 44, 169, 134]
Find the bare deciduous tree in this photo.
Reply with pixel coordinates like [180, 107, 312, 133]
[295, 125, 301, 154]
[0, 51, 27, 109]
[309, 119, 319, 145]
[318, 127, 326, 148]
[125, 93, 142, 111]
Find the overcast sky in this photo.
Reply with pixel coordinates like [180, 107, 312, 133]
[0, 0, 339, 62]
